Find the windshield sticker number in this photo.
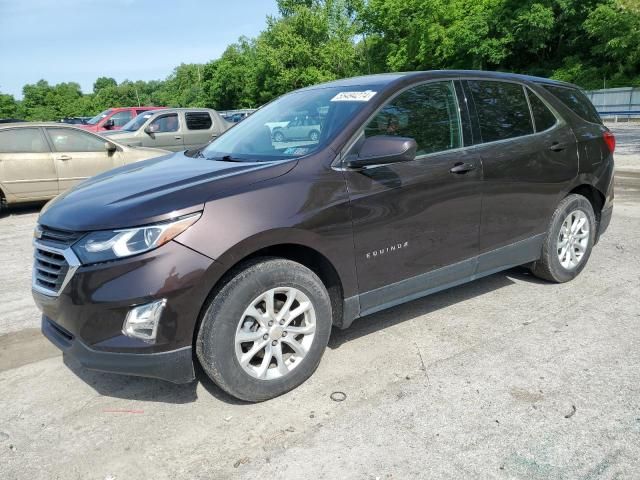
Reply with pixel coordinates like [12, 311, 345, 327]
[330, 90, 377, 102]
[283, 147, 311, 155]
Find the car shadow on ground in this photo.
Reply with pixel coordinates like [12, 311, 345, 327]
[0, 202, 44, 218]
[328, 266, 549, 349]
[63, 352, 249, 405]
[61, 266, 550, 405]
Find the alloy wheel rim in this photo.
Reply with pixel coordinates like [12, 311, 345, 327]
[557, 209, 590, 270]
[234, 287, 316, 380]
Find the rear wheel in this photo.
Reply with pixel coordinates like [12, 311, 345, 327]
[531, 194, 596, 283]
[0, 191, 7, 217]
[309, 130, 320, 141]
[196, 258, 332, 402]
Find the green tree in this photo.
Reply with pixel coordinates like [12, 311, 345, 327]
[0, 93, 19, 118]
[253, 0, 361, 102]
[93, 77, 118, 93]
[205, 38, 259, 109]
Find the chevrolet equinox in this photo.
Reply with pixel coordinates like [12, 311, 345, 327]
[33, 71, 614, 401]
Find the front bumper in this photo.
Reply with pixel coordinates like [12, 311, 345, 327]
[33, 239, 223, 383]
[42, 316, 195, 383]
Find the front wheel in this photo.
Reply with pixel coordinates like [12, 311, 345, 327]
[531, 194, 596, 283]
[196, 258, 332, 402]
[273, 130, 285, 142]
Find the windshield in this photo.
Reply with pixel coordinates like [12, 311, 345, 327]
[87, 109, 112, 125]
[201, 85, 378, 162]
[121, 112, 155, 132]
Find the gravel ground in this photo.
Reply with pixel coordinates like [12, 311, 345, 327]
[0, 125, 638, 479]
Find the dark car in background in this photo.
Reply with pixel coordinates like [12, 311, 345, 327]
[34, 70, 614, 402]
[59, 117, 91, 125]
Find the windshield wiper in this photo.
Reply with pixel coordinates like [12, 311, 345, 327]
[208, 154, 245, 162]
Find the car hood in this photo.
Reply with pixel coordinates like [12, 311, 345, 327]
[39, 152, 297, 232]
[101, 130, 130, 137]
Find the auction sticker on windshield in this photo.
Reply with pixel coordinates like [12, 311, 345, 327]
[330, 90, 377, 102]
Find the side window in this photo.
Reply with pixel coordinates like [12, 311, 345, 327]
[0, 128, 49, 153]
[527, 89, 558, 132]
[185, 112, 213, 130]
[364, 81, 462, 156]
[46, 128, 106, 152]
[110, 110, 133, 127]
[542, 85, 601, 125]
[149, 113, 179, 133]
[468, 80, 534, 143]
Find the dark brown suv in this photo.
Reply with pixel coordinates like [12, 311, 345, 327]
[33, 71, 614, 401]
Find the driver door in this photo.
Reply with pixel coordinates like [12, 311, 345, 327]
[343, 80, 483, 314]
[144, 113, 184, 151]
[44, 127, 120, 192]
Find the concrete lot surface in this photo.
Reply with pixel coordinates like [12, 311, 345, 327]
[0, 126, 639, 479]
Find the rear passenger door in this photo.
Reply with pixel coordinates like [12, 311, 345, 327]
[0, 127, 58, 200]
[463, 79, 577, 266]
[183, 111, 215, 149]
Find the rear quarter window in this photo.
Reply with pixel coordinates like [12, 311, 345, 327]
[542, 85, 601, 125]
[185, 112, 213, 130]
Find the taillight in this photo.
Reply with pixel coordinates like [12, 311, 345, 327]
[603, 131, 616, 153]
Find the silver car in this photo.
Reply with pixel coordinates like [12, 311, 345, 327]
[271, 115, 322, 142]
[0, 123, 168, 212]
[103, 108, 231, 152]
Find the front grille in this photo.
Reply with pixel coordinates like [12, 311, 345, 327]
[38, 225, 83, 248]
[34, 247, 69, 293]
[32, 225, 82, 296]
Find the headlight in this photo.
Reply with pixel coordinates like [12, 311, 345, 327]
[72, 213, 201, 264]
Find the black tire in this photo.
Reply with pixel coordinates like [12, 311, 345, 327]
[0, 191, 7, 218]
[196, 258, 332, 402]
[531, 194, 596, 283]
[273, 130, 285, 142]
[309, 130, 320, 141]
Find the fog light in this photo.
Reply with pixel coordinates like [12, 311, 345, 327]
[122, 299, 166, 343]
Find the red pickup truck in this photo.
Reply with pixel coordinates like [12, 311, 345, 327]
[79, 106, 165, 132]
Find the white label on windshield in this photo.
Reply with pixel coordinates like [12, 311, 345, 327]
[330, 90, 377, 102]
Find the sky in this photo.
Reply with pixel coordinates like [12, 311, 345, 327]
[0, 0, 280, 98]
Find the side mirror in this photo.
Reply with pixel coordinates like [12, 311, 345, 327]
[103, 119, 115, 129]
[104, 142, 117, 152]
[144, 125, 154, 136]
[345, 135, 417, 169]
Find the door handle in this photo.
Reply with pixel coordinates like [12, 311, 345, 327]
[174, 136, 182, 140]
[449, 162, 476, 174]
[549, 142, 566, 152]
[57, 155, 72, 161]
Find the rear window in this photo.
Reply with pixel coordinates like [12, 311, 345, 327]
[468, 80, 534, 143]
[185, 112, 213, 130]
[542, 85, 601, 124]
